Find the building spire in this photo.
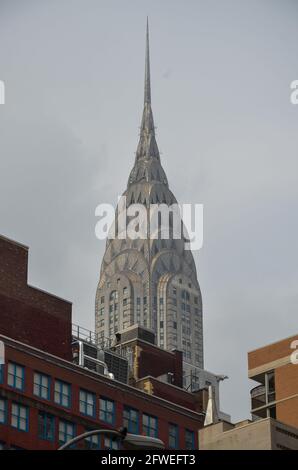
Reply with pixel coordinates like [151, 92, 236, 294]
[134, 18, 160, 164]
[144, 17, 151, 105]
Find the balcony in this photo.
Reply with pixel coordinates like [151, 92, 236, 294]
[251, 385, 267, 411]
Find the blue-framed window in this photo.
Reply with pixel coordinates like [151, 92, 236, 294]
[0, 365, 4, 384]
[34, 372, 51, 400]
[99, 397, 115, 424]
[38, 411, 55, 441]
[123, 406, 139, 434]
[169, 423, 179, 449]
[185, 429, 195, 449]
[0, 398, 7, 424]
[7, 362, 25, 391]
[103, 435, 119, 450]
[54, 380, 71, 408]
[142, 413, 158, 438]
[85, 432, 101, 450]
[11, 403, 29, 432]
[79, 389, 96, 417]
[58, 420, 76, 445]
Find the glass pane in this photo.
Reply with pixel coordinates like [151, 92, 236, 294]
[11, 416, 18, 427]
[15, 377, 22, 389]
[19, 417, 27, 431]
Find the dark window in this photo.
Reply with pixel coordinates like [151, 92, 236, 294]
[54, 380, 71, 408]
[8, 363, 25, 391]
[100, 397, 115, 424]
[142, 413, 158, 438]
[0, 398, 6, 424]
[123, 407, 139, 434]
[169, 423, 179, 449]
[269, 406, 276, 419]
[58, 420, 75, 445]
[79, 389, 96, 417]
[11, 403, 29, 432]
[38, 411, 55, 441]
[185, 429, 195, 449]
[34, 372, 51, 400]
[85, 432, 101, 449]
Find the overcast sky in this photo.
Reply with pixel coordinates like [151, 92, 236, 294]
[0, 0, 298, 421]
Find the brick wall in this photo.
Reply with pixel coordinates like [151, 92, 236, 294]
[0, 235, 72, 360]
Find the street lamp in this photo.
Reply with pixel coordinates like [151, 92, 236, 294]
[58, 427, 165, 450]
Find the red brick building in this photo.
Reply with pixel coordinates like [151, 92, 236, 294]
[248, 333, 298, 429]
[0, 235, 206, 450]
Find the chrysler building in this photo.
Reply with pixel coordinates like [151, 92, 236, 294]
[95, 21, 204, 378]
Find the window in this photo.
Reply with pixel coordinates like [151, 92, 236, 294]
[34, 372, 51, 400]
[185, 429, 195, 449]
[142, 413, 158, 438]
[7, 363, 24, 391]
[110, 290, 118, 301]
[104, 436, 119, 450]
[123, 299, 127, 306]
[123, 406, 139, 434]
[99, 397, 115, 424]
[0, 365, 4, 384]
[0, 398, 6, 424]
[58, 420, 76, 445]
[11, 403, 29, 432]
[169, 423, 179, 449]
[100, 296, 104, 304]
[123, 287, 128, 296]
[38, 411, 55, 441]
[54, 380, 71, 408]
[85, 432, 101, 449]
[80, 389, 96, 417]
[143, 296, 147, 305]
[266, 371, 275, 403]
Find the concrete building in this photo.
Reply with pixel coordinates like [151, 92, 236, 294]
[94, 20, 216, 399]
[248, 333, 298, 428]
[199, 334, 298, 450]
[199, 418, 298, 450]
[0, 234, 207, 449]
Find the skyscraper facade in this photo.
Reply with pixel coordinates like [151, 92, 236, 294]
[95, 22, 204, 377]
